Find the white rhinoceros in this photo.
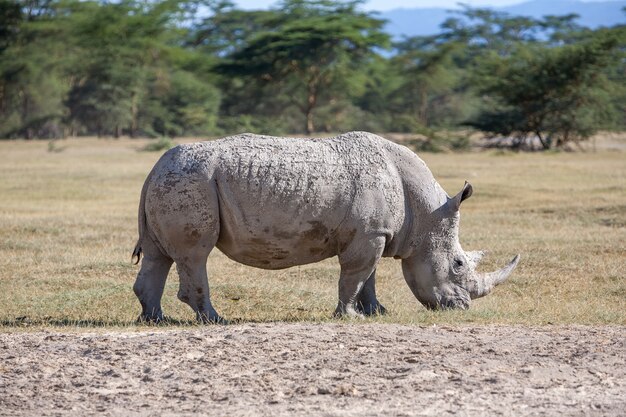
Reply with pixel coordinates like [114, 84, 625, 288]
[132, 132, 519, 323]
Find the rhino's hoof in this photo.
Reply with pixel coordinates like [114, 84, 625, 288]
[332, 309, 365, 320]
[137, 313, 166, 325]
[356, 302, 387, 316]
[197, 313, 229, 325]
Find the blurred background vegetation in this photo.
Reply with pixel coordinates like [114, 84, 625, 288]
[0, 0, 624, 149]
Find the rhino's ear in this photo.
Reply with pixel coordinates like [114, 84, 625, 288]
[449, 181, 473, 212]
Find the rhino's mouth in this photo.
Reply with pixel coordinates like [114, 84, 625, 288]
[441, 297, 470, 310]
[420, 291, 470, 311]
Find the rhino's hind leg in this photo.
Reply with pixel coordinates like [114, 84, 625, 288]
[334, 236, 385, 318]
[133, 239, 173, 323]
[175, 253, 226, 324]
[355, 270, 387, 316]
[147, 174, 224, 323]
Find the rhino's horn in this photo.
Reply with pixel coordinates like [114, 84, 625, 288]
[469, 254, 520, 299]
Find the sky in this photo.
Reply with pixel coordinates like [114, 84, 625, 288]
[233, 0, 619, 11]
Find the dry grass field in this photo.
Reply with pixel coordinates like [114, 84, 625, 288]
[1, 135, 625, 416]
[0, 135, 624, 328]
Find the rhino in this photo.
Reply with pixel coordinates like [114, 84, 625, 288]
[132, 132, 519, 323]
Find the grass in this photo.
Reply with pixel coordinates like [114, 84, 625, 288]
[0, 137, 624, 329]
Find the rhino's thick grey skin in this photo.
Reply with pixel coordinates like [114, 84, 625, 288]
[132, 132, 519, 323]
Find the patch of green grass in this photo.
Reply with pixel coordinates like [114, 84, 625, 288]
[142, 136, 175, 152]
[0, 137, 624, 330]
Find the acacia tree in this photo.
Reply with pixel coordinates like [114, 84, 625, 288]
[65, 0, 175, 137]
[216, 0, 388, 134]
[390, 37, 463, 128]
[467, 30, 623, 149]
[438, 6, 541, 60]
[0, 0, 72, 138]
[0, 0, 222, 139]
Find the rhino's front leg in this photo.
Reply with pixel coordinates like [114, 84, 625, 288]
[355, 270, 387, 316]
[334, 236, 385, 318]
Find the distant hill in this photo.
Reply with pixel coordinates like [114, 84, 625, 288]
[380, 0, 626, 38]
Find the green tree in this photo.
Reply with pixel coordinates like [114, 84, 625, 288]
[0, 0, 72, 138]
[390, 37, 464, 128]
[0, 0, 21, 53]
[216, 0, 389, 133]
[66, 0, 174, 137]
[439, 6, 541, 57]
[467, 30, 623, 149]
[139, 69, 220, 137]
[188, 0, 278, 57]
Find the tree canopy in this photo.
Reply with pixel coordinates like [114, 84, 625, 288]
[0, 0, 624, 149]
[216, 0, 388, 133]
[467, 30, 622, 149]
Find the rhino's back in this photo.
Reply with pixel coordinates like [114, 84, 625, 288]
[214, 132, 389, 202]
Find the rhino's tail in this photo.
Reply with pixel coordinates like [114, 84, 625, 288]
[132, 241, 142, 265]
[132, 170, 152, 265]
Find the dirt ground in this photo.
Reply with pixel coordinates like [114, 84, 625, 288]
[0, 324, 623, 416]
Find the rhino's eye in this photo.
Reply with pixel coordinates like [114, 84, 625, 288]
[453, 259, 464, 268]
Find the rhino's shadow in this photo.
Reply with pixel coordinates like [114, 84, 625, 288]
[1, 315, 346, 328]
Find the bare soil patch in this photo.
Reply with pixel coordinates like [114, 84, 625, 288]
[1, 324, 623, 416]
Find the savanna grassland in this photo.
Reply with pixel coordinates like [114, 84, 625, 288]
[0, 136, 624, 328]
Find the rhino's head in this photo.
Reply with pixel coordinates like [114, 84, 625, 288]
[402, 182, 520, 310]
